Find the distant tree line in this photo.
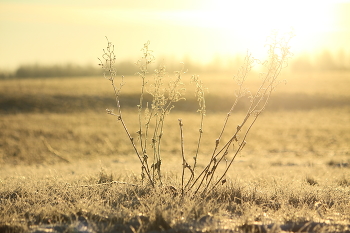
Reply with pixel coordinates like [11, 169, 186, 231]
[0, 50, 349, 79]
[14, 64, 101, 78]
[0, 63, 135, 79]
[290, 50, 350, 71]
[0, 58, 243, 79]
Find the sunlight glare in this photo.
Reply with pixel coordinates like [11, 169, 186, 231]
[160, 0, 337, 56]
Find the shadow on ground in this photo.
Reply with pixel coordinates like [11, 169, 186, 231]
[1, 93, 349, 114]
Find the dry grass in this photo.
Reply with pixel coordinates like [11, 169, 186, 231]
[0, 154, 349, 232]
[1, 107, 349, 165]
[1, 71, 349, 165]
[1, 69, 350, 231]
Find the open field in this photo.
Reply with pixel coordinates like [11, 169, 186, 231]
[1, 71, 349, 165]
[1, 71, 350, 232]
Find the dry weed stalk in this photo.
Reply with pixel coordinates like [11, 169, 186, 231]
[99, 31, 294, 196]
[189, 31, 294, 196]
[99, 38, 155, 187]
[99, 39, 186, 187]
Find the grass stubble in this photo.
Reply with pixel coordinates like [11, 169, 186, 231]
[1, 32, 350, 232]
[0, 155, 349, 232]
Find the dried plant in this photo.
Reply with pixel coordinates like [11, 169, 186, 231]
[99, 30, 294, 196]
[189, 30, 295, 196]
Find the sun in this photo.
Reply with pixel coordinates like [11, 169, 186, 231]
[196, 0, 336, 53]
[165, 0, 337, 56]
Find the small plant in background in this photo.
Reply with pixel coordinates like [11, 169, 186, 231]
[99, 30, 294, 196]
[306, 175, 319, 186]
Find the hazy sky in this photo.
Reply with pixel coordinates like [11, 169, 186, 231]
[1, 0, 350, 70]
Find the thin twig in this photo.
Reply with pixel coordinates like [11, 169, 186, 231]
[41, 136, 70, 163]
[69, 181, 138, 188]
[179, 119, 186, 196]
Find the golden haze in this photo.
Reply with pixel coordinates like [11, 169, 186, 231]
[0, 0, 349, 70]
